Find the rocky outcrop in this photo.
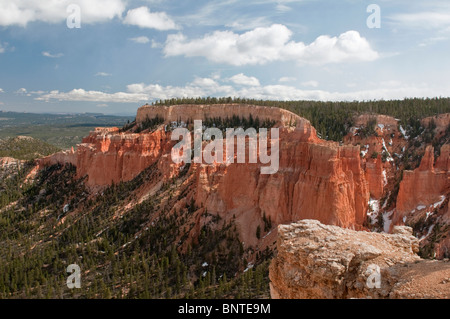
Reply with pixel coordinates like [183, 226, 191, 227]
[193, 130, 369, 246]
[37, 148, 77, 169]
[365, 155, 385, 199]
[269, 220, 450, 299]
[395, 146, 450, 223]
[75, 127, 175, 187]
[37, 104, 370, 239]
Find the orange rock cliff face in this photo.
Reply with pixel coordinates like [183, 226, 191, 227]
[394, 145, 450, 225]
[38, 104, 370, 234]
[75, 127, 175, 187]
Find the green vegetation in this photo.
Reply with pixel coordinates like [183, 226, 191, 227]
[1, 97, 449, 299]
[0, 111, 133, 149]
[135, 115, 165, 133]
[203, 114, 277, 132]
[0, 137, 61, 160]
[152, 97, 450, 141]
[0, 160, 273, 299]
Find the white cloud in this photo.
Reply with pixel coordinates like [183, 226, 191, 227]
[0, 0, 125, 27]
[129, 36, 150, 44]
[228, 73, 260, 86]
[163, 24, 378, 66]
[151, 40, 163, 48]
[301, 80, 319, 88]
[95, 72, 112, 77]
[15, 88, 28, 94]
[390, 12, 450, 30]
[0, 43, 4, 54]
[36, 89, 149, 103]
[42, 51, 63, 58]
[0, 88, 4, 93]
[279, 77, 296, 83]
[123, 6, 179, 31]
[34, 76, 450, 105]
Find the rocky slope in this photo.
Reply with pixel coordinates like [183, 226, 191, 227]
[35, 104, 450, 258]
[37, 104, 370, 248]
[345, 113, 450, 258]
[269, 220, 450, 299]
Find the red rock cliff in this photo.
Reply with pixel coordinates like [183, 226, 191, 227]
[75, 127, 175, 187]
[395, 145, 450, 224]
[38, 104, 370, 236]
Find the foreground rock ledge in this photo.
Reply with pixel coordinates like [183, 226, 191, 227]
[269, 220, 450, 299]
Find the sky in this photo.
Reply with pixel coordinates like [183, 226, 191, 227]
[0, 0, 449, 115]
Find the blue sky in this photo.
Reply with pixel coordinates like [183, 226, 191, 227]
[0, 0, 449, 115]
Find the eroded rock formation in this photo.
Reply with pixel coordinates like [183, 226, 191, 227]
[37, 104, 370, 236]
[269, 220, 450, 299]
[395, 145, 450, 223]
[75, 127, 175, 188]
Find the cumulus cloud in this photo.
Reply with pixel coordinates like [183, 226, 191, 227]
[33, 74, 450, 105]
[228, 73, 260, 86]
[0, 0, 125, 27]
[129, 36, 150, 44]
[123, 6, 179, 31]
[42, 51, 63, 58]
[15, 88, 28, 94]
[36, 89, 149, 103]
[163, 24, 378, 66]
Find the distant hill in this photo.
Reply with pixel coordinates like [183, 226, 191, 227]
[0, 136, 61, 161]
[0, 111, 134, 149]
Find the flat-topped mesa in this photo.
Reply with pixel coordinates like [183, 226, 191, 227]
[136, 104, 317, 140]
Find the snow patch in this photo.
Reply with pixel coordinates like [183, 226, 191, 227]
[433, 195, 445, 208]
[244, 263, 254, 273]
[262, 230, 273, 239]
[420, 225, 435, 242]
[381, 138, 394, 162]
[399, 125, 409, 140]
[367, 198, 380, 225]
[383, 210, 394, 233]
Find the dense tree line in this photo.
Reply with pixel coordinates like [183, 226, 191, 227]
[151, 97, 450, 141]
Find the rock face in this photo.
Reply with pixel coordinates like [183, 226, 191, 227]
[193, 129, 369, 246]
[395, 146, 450, 223]
[269, 220, 450, 299]
[37, 149, 77, 169]
[364, 155, 385, 199]
[75, 127, 174, 188]
[38, 104, 370, 236]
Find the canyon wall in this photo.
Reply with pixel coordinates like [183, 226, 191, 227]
[269, 220, 450, 299]
[193, 128, 369, 245]
[37, 104, 370, 235]
[395, 145, 450, 224]
[75, 127, 174, 188]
